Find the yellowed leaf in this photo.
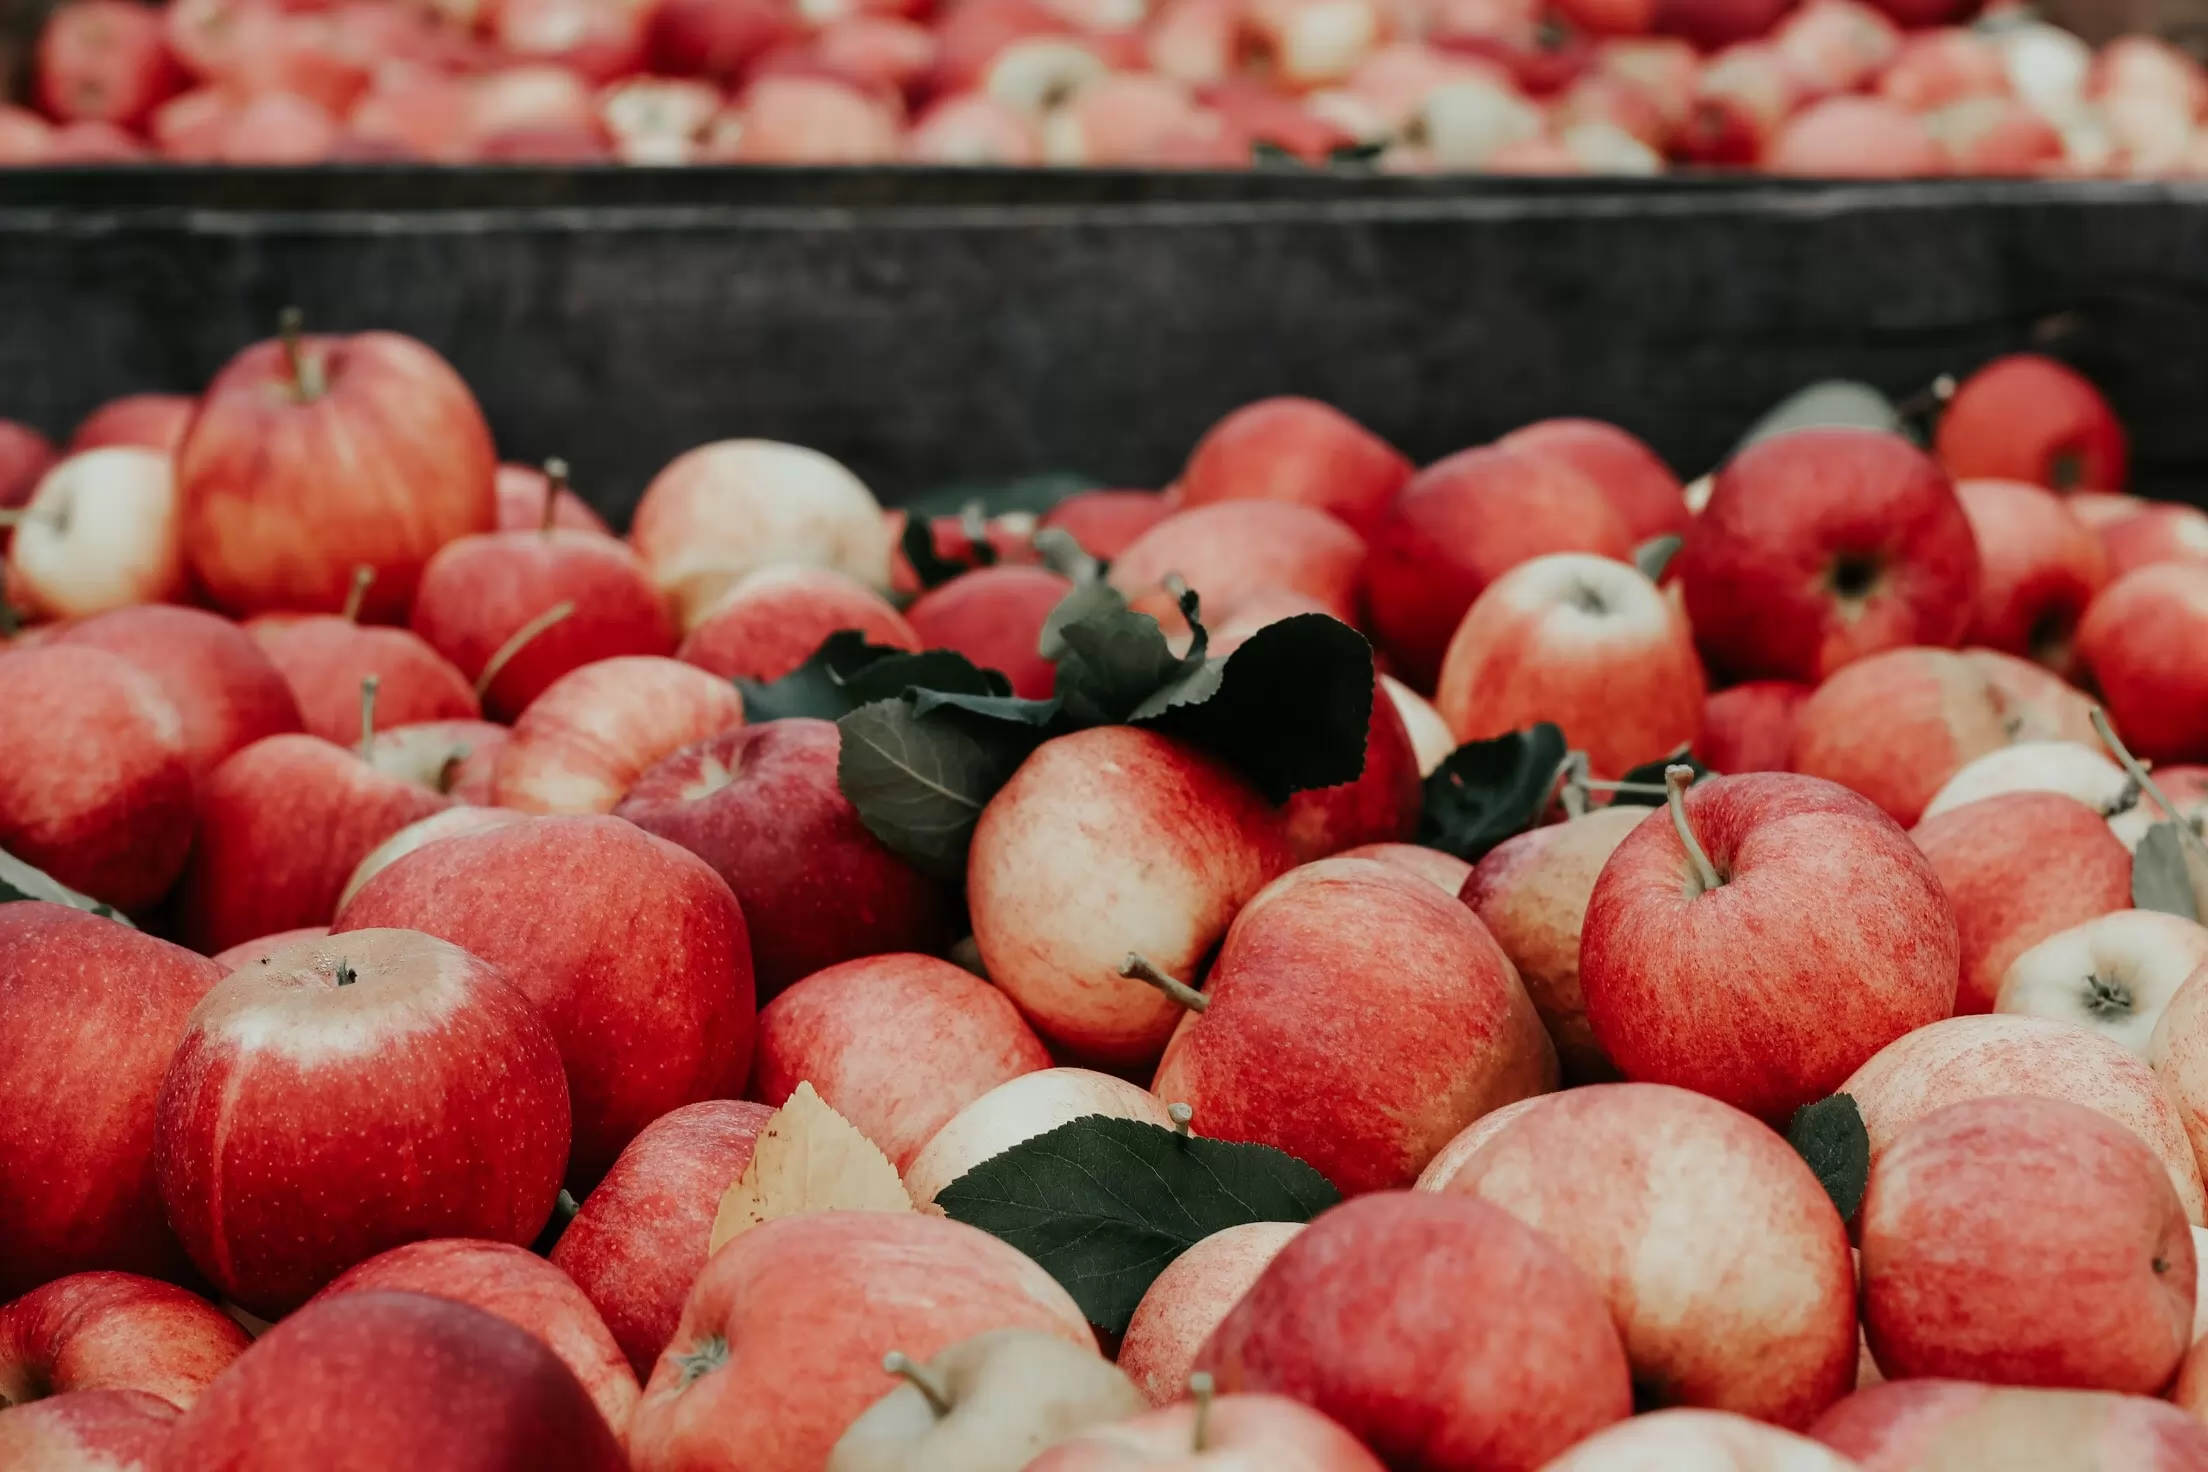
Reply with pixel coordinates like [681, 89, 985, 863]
[708, 1081, 912, 1255]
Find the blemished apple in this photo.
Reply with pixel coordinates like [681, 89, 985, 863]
[1118, 1223, 1304, 1408]
[494, 462, 614, 536]
[1411, 1095, 1554, 1193]
[153, 929, 571, 1317]
[1995, 910, 2208, 1056]
[827, 1329, 1145, 1472]
[1860, 1095, 2194, 1393]
[253, 610, 481, 746]
[1335, 840, 1471, 894]
[2148, 967, 2208, 1187]
[69, 393, 194, 455]
[676, 564, 919, 682]
[1909, 791, 2133, 1014]
[1151, 856, 1556, 1195]
[308, 1240, 639, 1441]
[1040, 488, 1174, 561]
[1953, 478, 2108, 677]
[492, 654, 744, 814]
[177, 320, 497, 622]
[1841, 1012, 2207, 1224]
[1379, 674, 1457, 775]
[967, 726, 1293, 1067]
[1812, 1379, 2208, 1469]
[1934, 352, 2129, 493]
[0, 1388, 177, 1471]
[1195, 1191, 1630, 1471]
[905, 565, 1076, 702]
[333, 814, 756, 1187]
[550, 1099, 775, 1379]
[1106, 500, 1366, 640]
[1537, 1409, 1864, 1471]
[1365, 445, 1637, 690]
[336, 805, 528, 912]
[615, 719, 957, 999]
[0, 1272, 249, 1409]
[368, 718, 510, 804]
[1172, 396, 1411, 536]
[1581, 771, 1959, 1122]
[158, 1291, 628, 1471]
[904, 1068, 1178, 1208]
[1675, 428, 1979, 684]
[1435, 552, 1703, 779]
[1917, 739, 2132, 823]
[1495, 417, 1691, 544]
[628, 438, 895, 631]
[627, 1213, 1093, 1472]
[1692, 679, 1811, 775]
[4, 448, 187, 621]
[0, 645, 195, 915]
[2078, 564, 2208, 764]
[52, 605, 303, 784]
[1024, 1390, 1388, 1471]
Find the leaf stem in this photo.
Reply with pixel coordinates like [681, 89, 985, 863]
[359, 675, 381, 764]
[2093, 706, 2208, 863]
[883, 1351, 953, 1419]
[474, 601, 576, 702]
[1667, 763, 1721, 893]
[1122, 953, 1209, 1013]
[1190, 1372, 1215, 1452]
[341, 564, 374, 623]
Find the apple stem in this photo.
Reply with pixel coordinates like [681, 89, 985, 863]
[1558, 751, 1589, 819]
[2092, 706, 2208, 863]
[359, 675, 380, 764]
[882, 1352, 953, 1419]
[341, 564, 374, 623]
[474, 601, 577, 702]
[1189, 1371, 1215, 1453]
[1121, 953, 1209, 1014]
[278, 307, 323, 402]
[1666, 763, 1721, 893]
[1169, 1101, 1194, 1137]
[958, 500, 990, 560]
[333, 960, 357, 987]
[541, 457, 569, 535]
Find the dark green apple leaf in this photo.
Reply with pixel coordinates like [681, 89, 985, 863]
[1329, 139, 1387, 166]
[736, 630, 914, 723]
[1737, 380, 1902, 453]
[910, 687, 1064, 729]
[1418, 723, 1568, 860]
[1634, 534, 1683, 583]
[1787, 1093, 1870, 1225]
[840, 649, 1007, 706]
[1048, 583, 1207, 729]
[1038, 580, 1130, 663]
[900, 512, 991, 592]
[1251, 139, 1304, 169]
[1609, 747, 1711, 807]
[2134, 822, 2200, 921]
[935, 1115, 1340, 1334]
[900, 472, 1100, 523]
[0, 848, 134, 927]
[836, 698, 1041, 881]
[1144, 614, 1372, 802]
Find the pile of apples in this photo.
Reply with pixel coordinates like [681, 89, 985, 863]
[11, 314, 2208, 1472]
[6, 0, 2208, 174]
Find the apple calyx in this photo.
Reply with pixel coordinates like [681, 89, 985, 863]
[881, 1351, 955, 1419]
[342, 564, 375, 623]
[1121, 952, 1210, 1014]
[1189, 1371, 1215, 1453]
[358, 675, 381, 763]
[278, 307, 328, 403]
[541, 457, 570, 535]
[333, 960, 358, 987]
[2093, 706, 2208, 866]
[473, 600, 578, 702]
[671, 1335, 729, 1390]
[1666, 763, 1722, 895]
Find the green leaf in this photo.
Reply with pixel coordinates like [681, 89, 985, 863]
[1787, 1093, 1869, 1226]
[934, 1115, 1340, 1334]
[735, 630, 913, 723]
[840, 650, 1007, 706]
[2134, 822, 2200, 921]
[1608, 747, 1711, 807]
[900, 512, 991, 592]
[1047, 583, 1207, 729]
[1417, 724, 1567, 860]
[1328, 139, 1387, 166]
[1251, 139, 1305, 169]
[835, 698, 1042, 882]
[1145, 614, 1373, 803]
[0, 848, 135, 927]
[910, 688, 1063, 728]
[1737, 380, 1901, 453]
[901, 473, 1099, 524]
[1634, 534, 1682, 582]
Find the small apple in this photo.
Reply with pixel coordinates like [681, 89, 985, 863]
[4, 448, 188, 621]
[905, 565, 1073, 702]
[2099, 504, 2208, 582]
[904, 1068, 1176, 1208]
[1692, 679, 1810, 775]
[253, 598, 481, 747]
[1935, 352, 2128, 493]
[1813, 1379, 2208, 1469]
[1994, 910, 2208, 1055]
[367, 718, 511, 804]
[1039, 489, 1173, 561]
[677, 565, 918, 683]
[0, 1388, 176, 1471]
[1954, 478, 2109, 677]
[1119, 1223, 1304, 1408]
[492, 655, 744, 815]
[1764, 96, 1946, 175]
[70, 393, 194, 455]
[494, 462, 613, 536]
[1495, 418, 1689, 544]
[1106, 501, 1366, 641]
[2078, 564, 2208, 764]
[0, 1272, 248, 1411]
[1172, 397, 1411, 536]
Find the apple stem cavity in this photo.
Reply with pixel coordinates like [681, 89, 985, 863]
[672, 1335, 729, 1391]
[341, 564, 374, 623]
[1189, 1371, 1215, 1453]
[1121, 952, 1210, 1014]
[278, 306, 325, 402]
[358, 675, 381, 763]
[1170, 1101, 1194, 1137]
[2092, 706, 2208, 864]
[1666, 763, 1722, 894]
[541, 457, 570, 535]
[882, 1351, 954, 1419]
[474, 600, 578, 702]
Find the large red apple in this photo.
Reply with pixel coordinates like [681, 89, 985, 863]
[1027, 1392, 1386, 1471]
[153, 929, 570, 1315]
[627, 1212, 1092, 1472]
[69, 393, 194, 455]
[1677, 428, 1979, 684]
[614, 718, 956, 997]
[0, 1271, 247, 1410]
[1580, 771, 1959, 1122]
[158, 1291, 628, 1471]
[333, 814, 755, 1186]
[1954, 478, 2109, 677]
[0, 1388, 175, 1470]
[1935, 352, 2128, 492]
[1106, 500, 1366, 639]
[1196, 1191, 1630, 1470]
[252, 608, 480, 746]
[176, 319, 496, 621]
[1151, 856, 1555, 1196]
[53, 605, 302, 783]
[549, 1098, 774, 1378]
[4, 448, 188, 622]
[904, 563, 1073, 701]
[676, 564, 917, 682]
[1495, 416, 1690, 543]
[2078, 563, 2208, 764]
[1118, 1222, 1305, 1408]
[0, 645, 194, 914]
[1812, 1379, 2208, 1469]
[1172, 396, 1411, 536]
[1692, 679, 1810, 775]
[492, 655, 744, 814]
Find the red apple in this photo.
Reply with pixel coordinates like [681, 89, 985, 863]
[1027, 1391, 1386, 1471]
[251, 609, 479, 747]
[614, 719, 956, 1000]
[177, 318, 496, 621]
[2100, 504, 2208, 582]
[1107, 500, 1367, 639]
[209, 925, 329, 972]
[1673, 40, 1801, 163]
[1495, 417, 1689, 543]
[1336, 840, 1471, 894]
[704, 73, 904, 162]
[153, 929, 569, 1316]
[1936, 353, 2128, 493]
[1911, 791, 2133, 1014]
[333, 814, 755, 1186]
[494, 462, 613, 536]
[53, 605, 303, 784]
[968, 726, 1294, 1066]
[1278, 673, 1423, 862]
[1173, 397, 1411, 536]
[749, 952, 1050, 1171]
[647, 0, 792, 80]
[494, 0, 644, 83]
[1765, 96, 1946, 175]
[1118, 1223, 1304, 1408]
[158, 1291, 627, 1470]
[1677, 428, 1979, 684]
[1151, 856, 1556, 1195]
[337, 806, 528, 912]
[366, 718, 509, 804]
[0, 645, 193, 915]
[1811, 1379, 2208, 1469]
[1770, 0, 1899, 94]
[69, 393, 194, 455]
[1435, 552, 1703, 778]
[1692, 679, 1809, 775]
[309, 1240, 638, 1440]
[0, 421, 58, 547]
[1196, 1191, 1630, 1469]
[904, 564, 1073, 701]
[675, 565, 918, 683]
[627, 1212, 1092, 1472]
[0, 1272, 247, 1410]
[35, 0, 182, 129]
[1953, 478, 2109, 677]
[2079, 564, 2208, 763]
[4, 448, 188, 622]
[492, 655, 744, 815]
[1580, 772, 1959, 1122]
[549, 1099, 774, 1378]
[904, 1067, 1177, 1208]
[1860, 1095, 2193, 1392]
[1040, 489, 1174, 560]
[0, 1388, 176, 1470]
